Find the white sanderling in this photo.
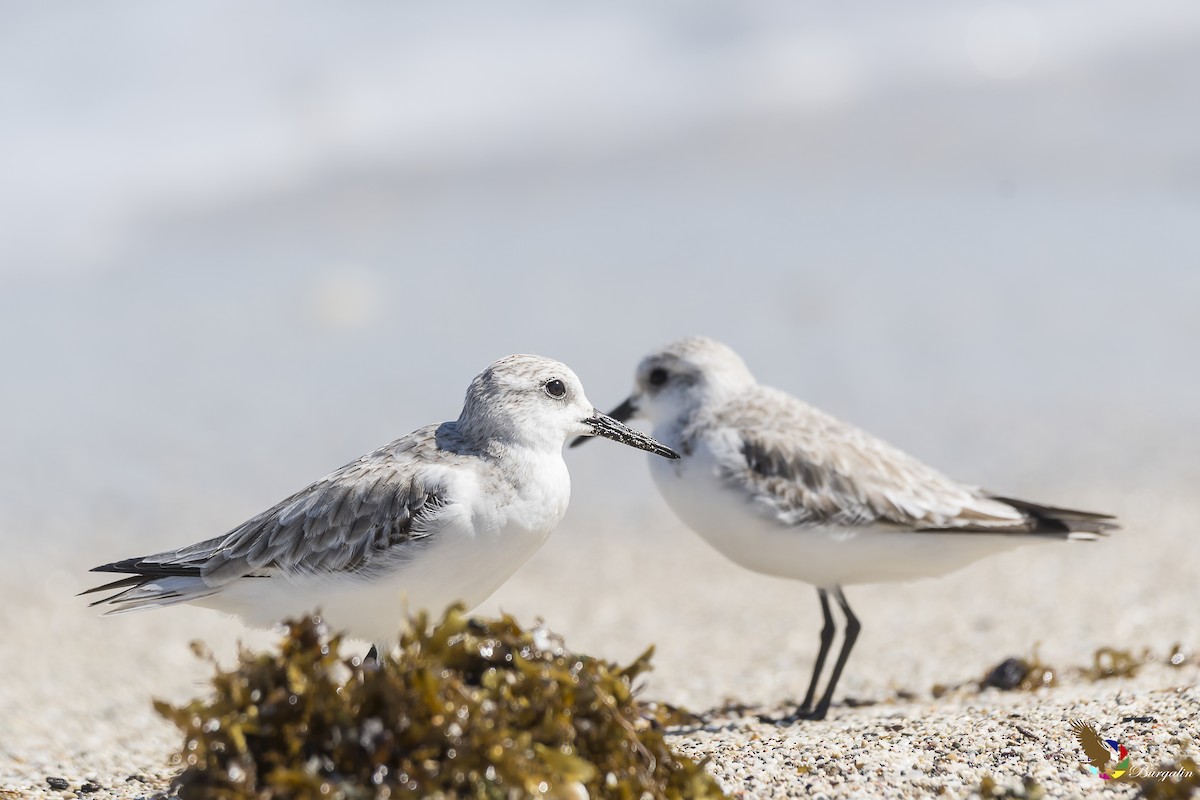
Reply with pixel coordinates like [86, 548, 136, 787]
[575, 336, 1116, 720]
[85, 354, 679, 648]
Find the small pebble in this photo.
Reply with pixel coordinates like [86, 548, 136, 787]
[46, 777, 69, 791]
[981, 658, 1028, 691]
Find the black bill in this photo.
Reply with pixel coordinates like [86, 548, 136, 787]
[571, 397, 638, 449]
[581, 407, 677, 459]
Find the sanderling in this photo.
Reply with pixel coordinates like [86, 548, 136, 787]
[85, 354, 679, 648]
[575, 336, 1116, 720]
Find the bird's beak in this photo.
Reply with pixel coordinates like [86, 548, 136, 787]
[578, 407, 678, 459]
[570, 397, 638, 449]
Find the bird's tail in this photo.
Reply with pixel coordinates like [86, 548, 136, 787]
[80, 559, 218, 614]
[990, 497, 1119, 541]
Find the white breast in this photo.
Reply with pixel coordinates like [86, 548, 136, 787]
[378, 450, 570, 624]
[200, 452, 571, 644]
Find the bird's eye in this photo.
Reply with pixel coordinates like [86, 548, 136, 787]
[544, 379, 567, 398]
[648, 367, 669, 387]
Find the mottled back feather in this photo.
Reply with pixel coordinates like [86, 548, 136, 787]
[87, 425, 466, 607]
[700, 385, 1115, 535]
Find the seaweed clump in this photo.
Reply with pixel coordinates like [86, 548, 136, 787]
[155, 606, 726, 799]
[1083, 647, 1146, 681]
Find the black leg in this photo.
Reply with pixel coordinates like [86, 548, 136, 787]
[803, 586, 859, 721]
[797, 588, 835, 713]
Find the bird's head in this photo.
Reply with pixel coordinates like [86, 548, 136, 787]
[458, 354, 678, 459]
[573, 337, 756, 444]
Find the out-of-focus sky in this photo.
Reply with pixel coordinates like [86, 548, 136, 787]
[2, 1, 1198, 559]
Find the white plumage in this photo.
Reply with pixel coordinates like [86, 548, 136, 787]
[85, 354, 678, 645]
[581, 336, 1116, 720]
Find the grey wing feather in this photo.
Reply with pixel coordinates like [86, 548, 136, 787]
[85, 432, 451, 609]
[185, 458, 441, 581]
[710, 386, 1117, 535]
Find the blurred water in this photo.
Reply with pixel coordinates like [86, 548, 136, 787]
[1, 2, 1198, 563]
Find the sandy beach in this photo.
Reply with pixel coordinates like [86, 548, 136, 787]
[2, 473, 1196, 798]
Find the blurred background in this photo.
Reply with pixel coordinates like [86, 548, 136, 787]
[2, 0, 1199, 711]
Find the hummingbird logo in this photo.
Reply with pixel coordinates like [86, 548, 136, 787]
[1070, 719, 1130, 780]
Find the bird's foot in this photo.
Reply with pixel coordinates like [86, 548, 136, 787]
[757, 704, 829, 725]
[790, 706, 829, 722]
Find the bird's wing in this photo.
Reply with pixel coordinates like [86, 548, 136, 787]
[91, 431, 453, 588]
[708, 386, 1101, 534]
[1070, 720, 1112, 770]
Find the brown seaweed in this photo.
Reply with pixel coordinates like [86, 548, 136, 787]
[155, 606, 727, 799]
